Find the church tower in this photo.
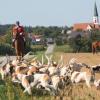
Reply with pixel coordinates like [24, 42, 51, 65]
[93, 2, 99, 25]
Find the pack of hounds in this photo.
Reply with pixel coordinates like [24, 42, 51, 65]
[0, 53, 100, 95]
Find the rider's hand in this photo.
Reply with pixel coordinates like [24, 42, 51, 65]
[20, 33, 23, 35]
[12, 39, 15, 42]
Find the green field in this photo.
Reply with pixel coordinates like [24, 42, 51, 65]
[54, 44, 73, 53]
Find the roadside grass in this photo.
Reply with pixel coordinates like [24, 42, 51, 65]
[54, 44, 73, 53]
[31, 45, 46, 53]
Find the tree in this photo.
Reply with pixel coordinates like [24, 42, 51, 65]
[5, 26, 12, 45]
[68, 34, 91, 52]
[69, 34, 83, 52]
[68, 29, 100, 52]
[91, 29, 100, 41]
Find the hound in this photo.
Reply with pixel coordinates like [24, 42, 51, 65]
[69, 58, 89, 72]
[27, 66, 39, 75]
[71, 71, 93, 87]
[12, 73, 34, 95]
[0, 63, 11, 79]
[15, 66, 29, 74]
[30, 73, 56, 95]
[91, 65, 100, 73]
[94, 79, 100, 89]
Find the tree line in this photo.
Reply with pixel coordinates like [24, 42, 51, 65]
[0, 24, 64, 36]
[0, 24, 68, 55]
[68, 29, 100, 52]
[0, 24, 100, 54]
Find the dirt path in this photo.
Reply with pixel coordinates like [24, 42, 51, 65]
[45, 44, 55, 54]
[0, 56, 16, 67]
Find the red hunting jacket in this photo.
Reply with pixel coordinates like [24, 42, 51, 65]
[12, 25, 25, 39]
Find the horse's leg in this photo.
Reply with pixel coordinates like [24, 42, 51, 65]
[19, 51, 22, 61]
[93, 48, 95, 54]
[18, 47, 21, 61]
[16, 49, 21, 60]
[78, 46, 81, 53]
[21, 40, 24, 60]
[16, 46, 21, 61]
[18, 40, 24, 61]
[20, 49, 24, 60]
[95, 46, 98, 54]
[15, 41, 18, 60]
[21, 52, 24, 61]
[92, 45, 95, 54]
[94, 47, 96, 54]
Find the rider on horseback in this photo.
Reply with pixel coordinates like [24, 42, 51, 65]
[12, 21, 26, 48]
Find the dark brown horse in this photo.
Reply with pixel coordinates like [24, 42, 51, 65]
[14, 35, 24, 61]
[12, 21, 25, 61]
[92, 41, 100, 54]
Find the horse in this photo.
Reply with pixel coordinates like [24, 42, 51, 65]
[92, 41, 100, 54]
[14, 33, 25, 61]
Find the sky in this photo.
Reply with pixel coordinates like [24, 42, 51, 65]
[0, 0, 100, 27]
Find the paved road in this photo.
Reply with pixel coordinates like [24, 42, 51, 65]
[0, 56, 16, 67]
[45, 44, 55, 55]
[0, 52, 36, 67]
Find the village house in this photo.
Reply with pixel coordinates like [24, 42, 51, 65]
[73, 2, 100, 31]
[28, 33, 44, 44]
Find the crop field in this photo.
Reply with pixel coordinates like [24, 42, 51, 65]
[0, 53, 100, 100]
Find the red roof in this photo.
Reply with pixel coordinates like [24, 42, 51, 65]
[32, 35, 42, 39]
[73, 23, 100, 31]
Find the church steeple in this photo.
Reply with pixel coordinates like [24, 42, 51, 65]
[94, 2, 98, 16]
[93, 1, 99, 24]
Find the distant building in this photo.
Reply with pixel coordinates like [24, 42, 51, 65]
[46, 38, 54, 44]
[32, 35, 41, 42]
[73, 2, 100, 32]
[32, 35, 43, 44]
[73, 23, 100, 32]
[67, 31, 91, 39]
[28, 33, 43, 44]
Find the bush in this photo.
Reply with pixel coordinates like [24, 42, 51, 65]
[24, 45, 32, 54]
[55, 37, 63, 45]
[0, 43, 15, 55]
[0, 42, 45, 56]
[31, 45, 46, 53]
[68, 34, 92, 52]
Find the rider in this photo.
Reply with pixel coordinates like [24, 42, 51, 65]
[12, 21, 26, 47]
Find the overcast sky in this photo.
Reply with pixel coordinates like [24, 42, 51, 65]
[0, 0, 100, 26]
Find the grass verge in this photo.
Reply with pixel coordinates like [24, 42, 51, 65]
[54, 44, 73, 53]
